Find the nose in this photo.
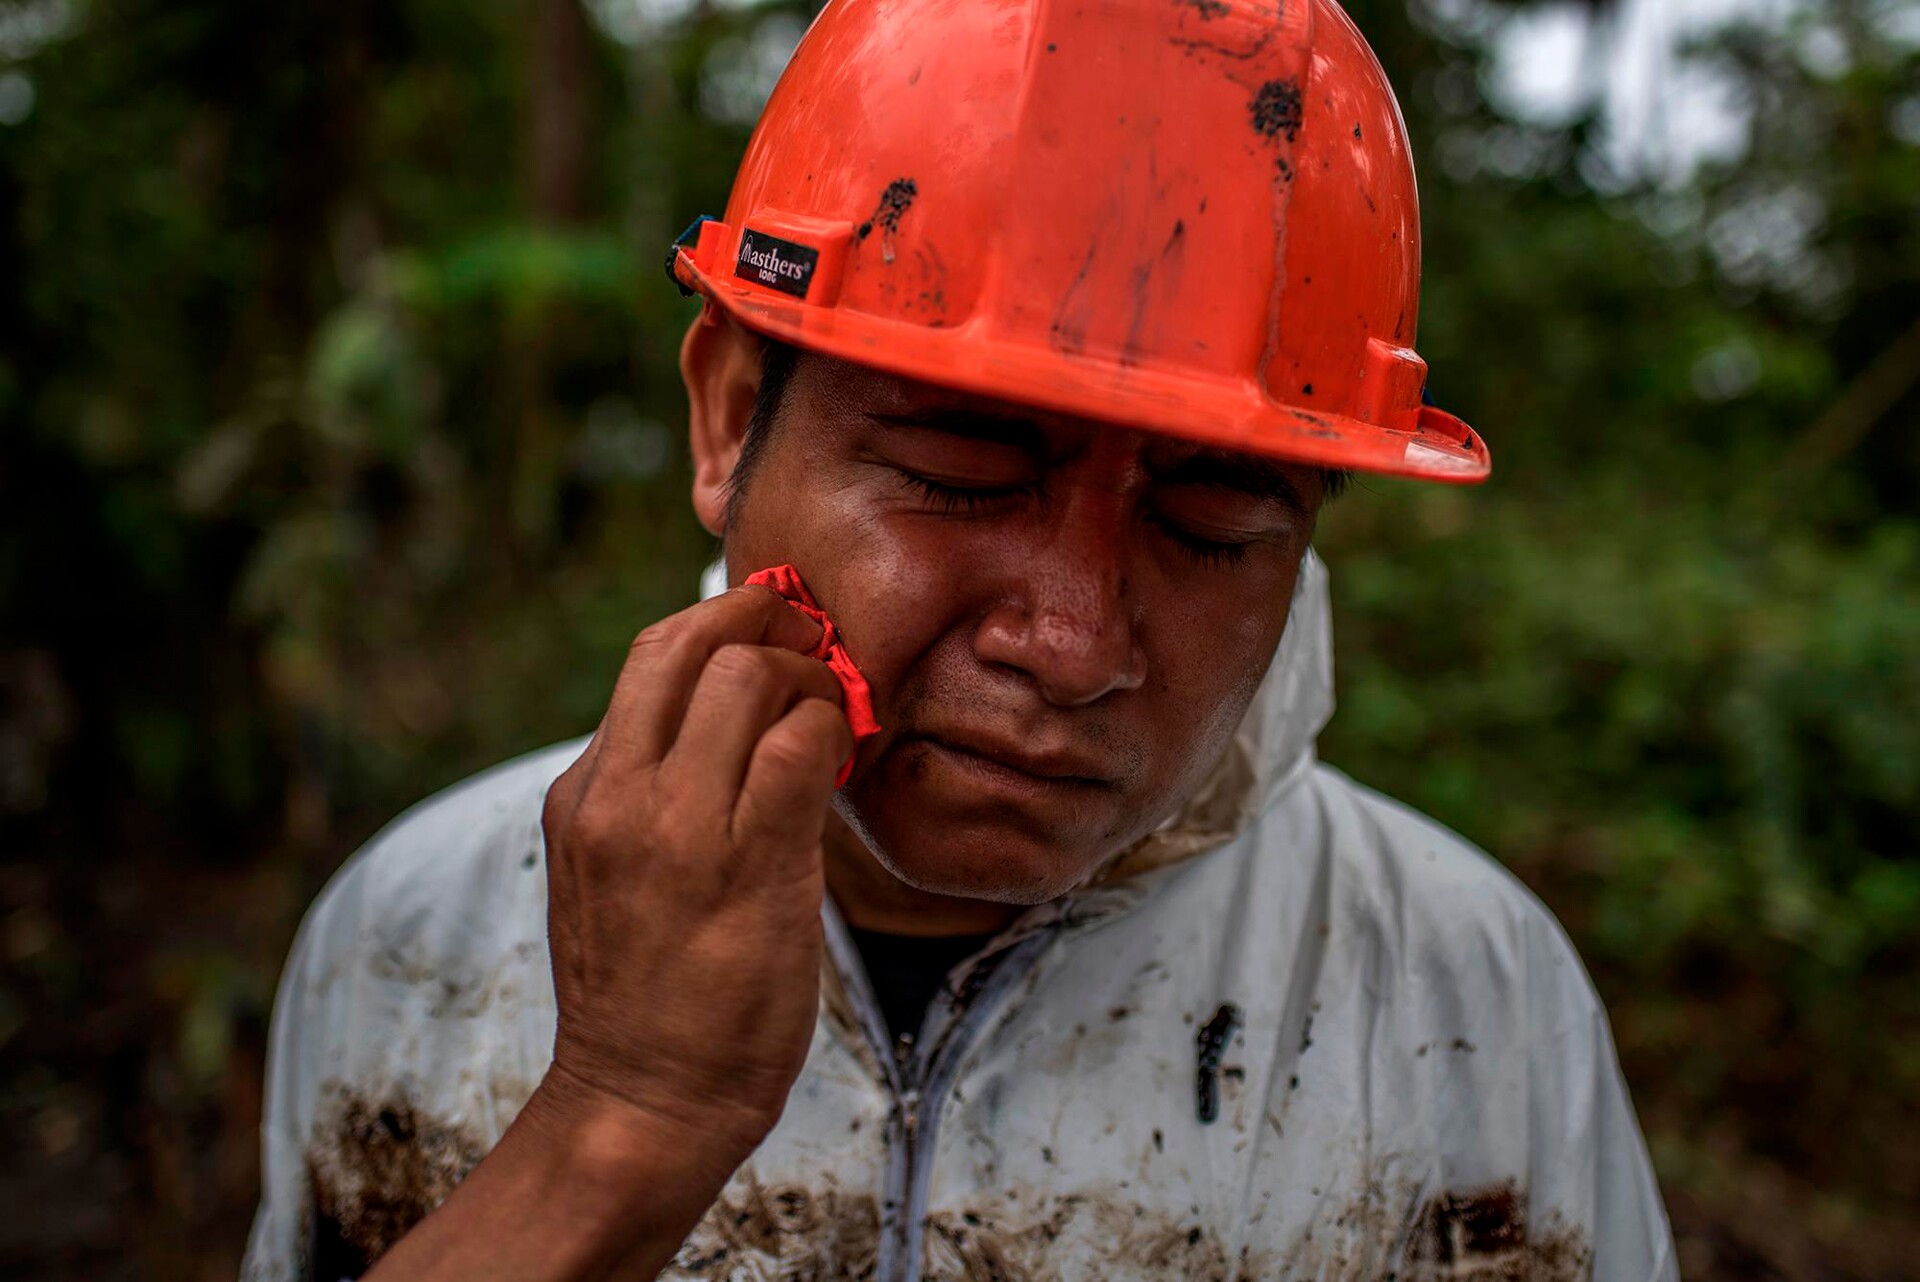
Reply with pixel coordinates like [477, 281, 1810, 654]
[972, 504, 1149, 707]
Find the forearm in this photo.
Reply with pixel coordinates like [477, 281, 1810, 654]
[357, 589, 840, 1280]
[361, 1071, 747, 1282]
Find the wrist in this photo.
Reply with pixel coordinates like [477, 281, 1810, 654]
[516, 1062, 759, 1234]
[540, 1053, 781, 1158]
[357, 1064, 755, 1282]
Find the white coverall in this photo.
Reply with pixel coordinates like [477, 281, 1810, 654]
[242, 553, 1678, 1281]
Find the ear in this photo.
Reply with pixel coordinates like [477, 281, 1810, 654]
[681, 303, 766, 537]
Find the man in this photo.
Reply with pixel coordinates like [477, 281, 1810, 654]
[243, 1, 1677, 1279]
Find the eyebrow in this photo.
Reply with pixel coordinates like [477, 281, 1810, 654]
[869, 410, 1312, 515]
[1151, 449, 1312, 517]
[867, 408, 1044, 451]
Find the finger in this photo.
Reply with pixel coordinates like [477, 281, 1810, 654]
[730, 697, 855, 860]
[653, 643, 846, 813]
[594, 585, 827, 769]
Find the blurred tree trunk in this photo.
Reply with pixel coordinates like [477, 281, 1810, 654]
[497, 0, 595, 571]
[530, 0, 591, 224]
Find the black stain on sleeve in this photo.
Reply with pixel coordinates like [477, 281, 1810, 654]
[1194, 1002, 1242, 1124]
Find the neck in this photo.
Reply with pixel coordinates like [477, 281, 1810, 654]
[822, 816, 1022, 937]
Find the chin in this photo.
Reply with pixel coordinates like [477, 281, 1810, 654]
[835, 798, 1098, 906]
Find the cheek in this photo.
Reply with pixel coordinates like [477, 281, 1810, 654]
[727, 474, 977, 708]
[824, 522, 974, 703]
[1139, 559, 1299, 766]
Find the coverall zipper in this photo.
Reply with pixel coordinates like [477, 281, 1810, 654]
[822, 901, 1057, 1282]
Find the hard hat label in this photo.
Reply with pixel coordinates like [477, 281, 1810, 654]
[735, 229, 820, 301]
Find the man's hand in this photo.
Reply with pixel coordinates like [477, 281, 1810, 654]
[363, 585, 853, 1281]
[541, 582, 853, 1154]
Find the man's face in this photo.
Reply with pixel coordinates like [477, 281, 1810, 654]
[718, 350, 1324, 905]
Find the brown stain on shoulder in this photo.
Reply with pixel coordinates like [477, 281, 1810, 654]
[366, 936, 541, 1020]
[306, 1085, 488, 1272]
[665, 1170, 880, 1280]
[1406, 1181, 1593, 1281]
[1287, 1174, 1594, 1282]
[923, 1186, 1270, 1281]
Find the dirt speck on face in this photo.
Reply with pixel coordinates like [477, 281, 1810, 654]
[665, 1170, 880, 1280]
[1177, 0, 1232, 19]
[306, 1084, 488, 1274]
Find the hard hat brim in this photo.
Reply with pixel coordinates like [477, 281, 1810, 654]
[680, 249, 1490, 486]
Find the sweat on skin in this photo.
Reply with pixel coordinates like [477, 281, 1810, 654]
[239, 316, 1677, 1282]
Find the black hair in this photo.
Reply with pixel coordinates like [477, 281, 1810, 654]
[722, 337, 1350, 522]
[721, 336, 804, 535]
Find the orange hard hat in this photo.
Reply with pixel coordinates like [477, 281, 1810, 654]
[669, 0, 1488, 484]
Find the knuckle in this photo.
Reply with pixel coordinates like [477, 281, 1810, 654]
[733, 582, 784, 610]
[652, 809, 707, 859]
[543, 766, 610, 844]
[541, 775, 576, 833]
[627, 619, 678, 657]
[707, 642, 775, 688]
[641, 780, 703, 854]
[757, 728, 821, 776]
[565, 793, 622, 852]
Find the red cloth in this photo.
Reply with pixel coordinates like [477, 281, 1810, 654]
[745, 565, 880, 787]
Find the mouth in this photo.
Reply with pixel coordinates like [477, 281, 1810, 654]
[909, 731, 1119, 793]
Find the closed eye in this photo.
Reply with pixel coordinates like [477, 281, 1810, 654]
[896, 471, 1033, 514]
[1147, 513, 1254, 567]
[901, 471, 1259, 568]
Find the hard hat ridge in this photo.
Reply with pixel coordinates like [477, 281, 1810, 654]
[670, 0, 1489, 484]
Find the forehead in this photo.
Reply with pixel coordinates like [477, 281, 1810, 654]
[784, 348, 1307, 479]
[788, 349, 1100, 434]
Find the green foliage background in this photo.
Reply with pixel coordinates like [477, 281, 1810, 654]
[0, 0, 1915, 1276]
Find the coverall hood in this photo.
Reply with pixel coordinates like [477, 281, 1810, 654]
[1091, 548, 1335, 886]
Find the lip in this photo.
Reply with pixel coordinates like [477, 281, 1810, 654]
[912, 730, 1118, 790]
